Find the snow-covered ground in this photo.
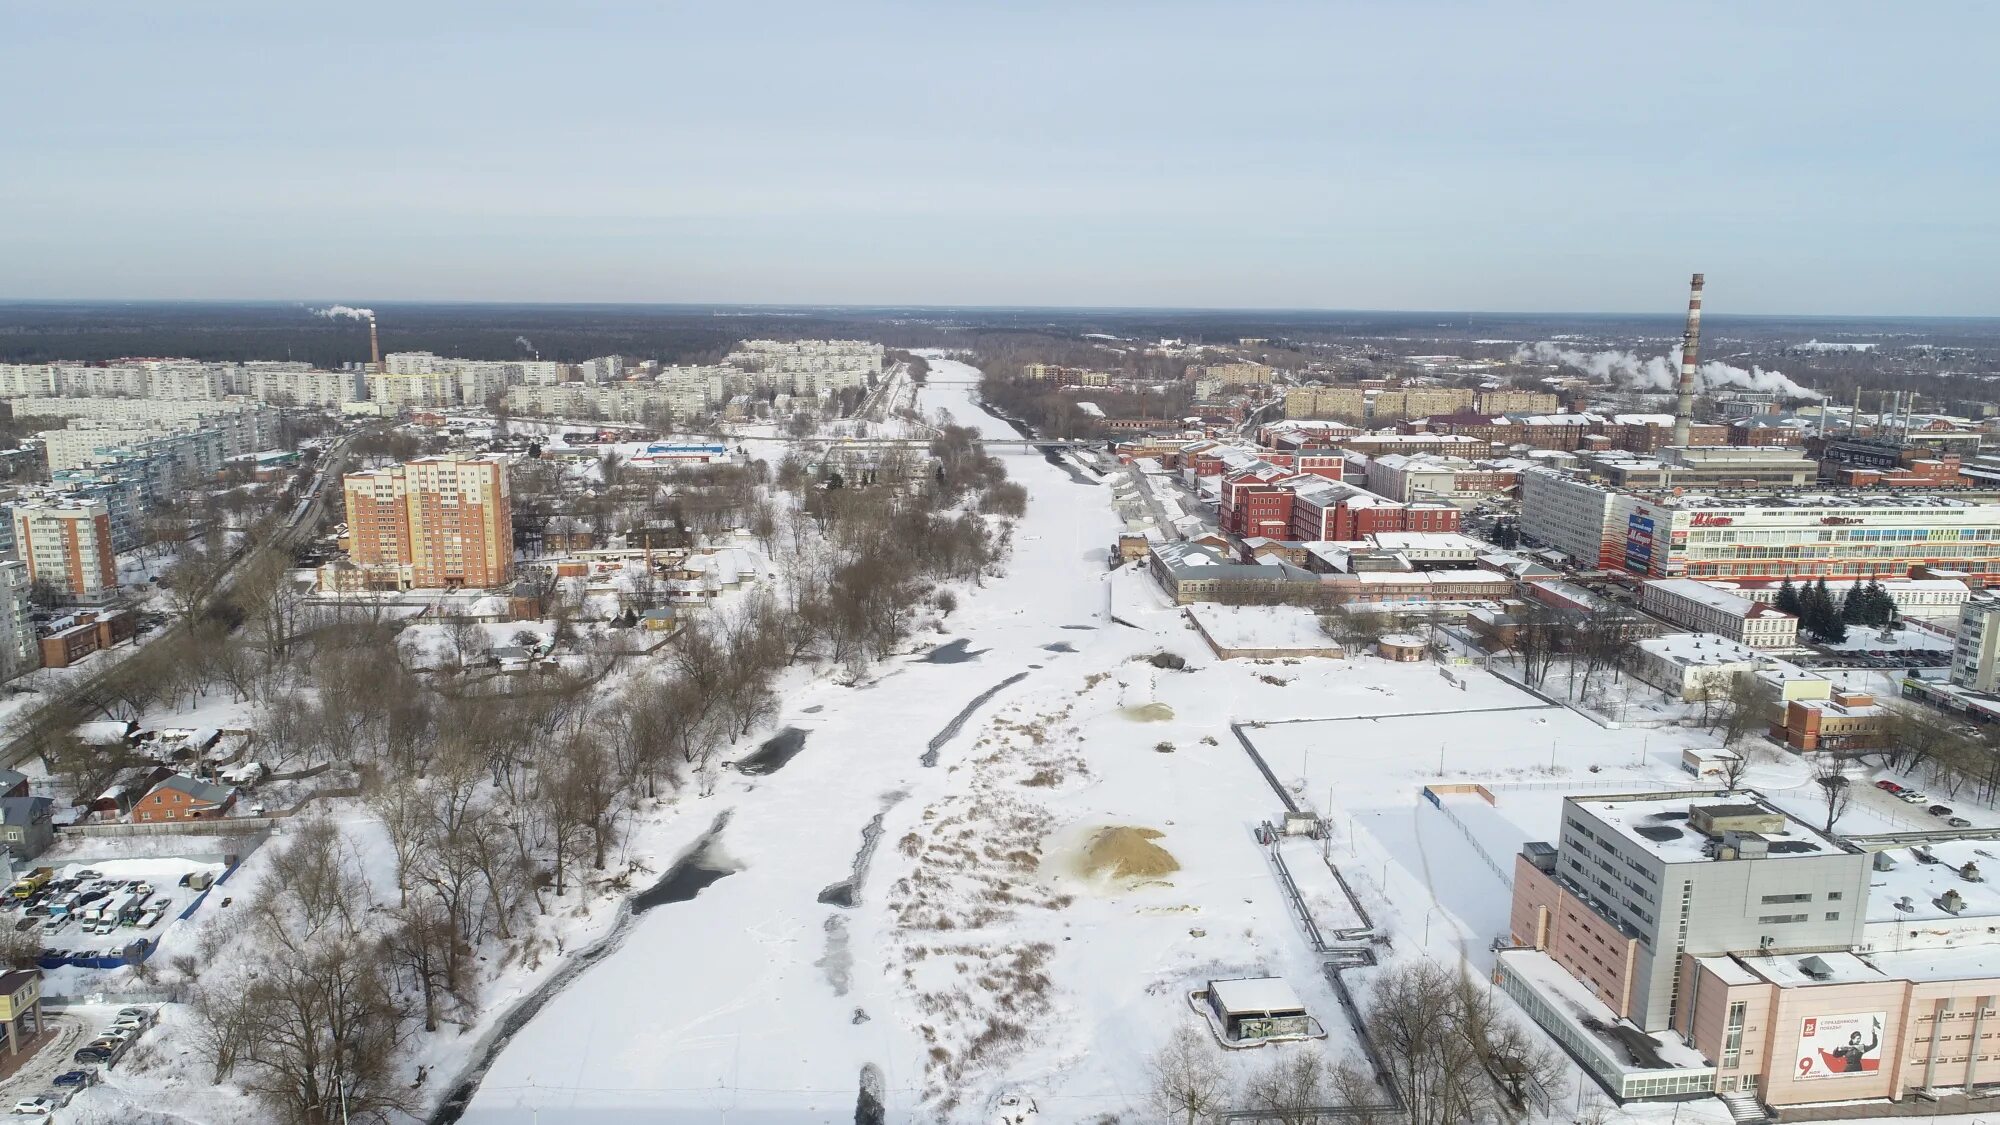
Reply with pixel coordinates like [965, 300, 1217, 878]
[452, 358, 1747, 1124]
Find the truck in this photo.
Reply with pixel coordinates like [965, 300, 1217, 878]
[8, 868, 54, 900]
[117, 893, 150, 925]
[46, 892, 81, 919]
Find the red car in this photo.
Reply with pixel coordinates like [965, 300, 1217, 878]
[1876, 781, 1903, 793]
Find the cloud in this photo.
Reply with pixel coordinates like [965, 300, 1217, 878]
[1513, 342, 1820, 399]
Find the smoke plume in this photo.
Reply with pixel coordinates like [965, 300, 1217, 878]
[1513, 342, 1820, 399]
[314, 305, 374, 321]
[515, 335, 539, 359]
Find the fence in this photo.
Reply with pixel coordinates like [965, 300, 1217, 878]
[1422, 797, 1512, 888]
[58, 818, 276, 839]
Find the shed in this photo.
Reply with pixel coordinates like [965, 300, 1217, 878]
[1206, 977, 1315, 1042]
[1378, 634, 1427, 662]
[1681, 748, 1742, 780]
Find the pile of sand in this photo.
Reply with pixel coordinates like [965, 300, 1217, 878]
[1077, 826, 1179, 880]
[1120, 702, 1175, 723]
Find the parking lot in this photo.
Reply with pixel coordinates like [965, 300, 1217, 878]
[5, 858, 227, 980]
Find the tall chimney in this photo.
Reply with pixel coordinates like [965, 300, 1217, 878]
[367, 312, 382, 375]
[1672, 272, 1705, 446]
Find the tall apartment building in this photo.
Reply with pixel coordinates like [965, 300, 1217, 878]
[1285, 386, 1366, 422]
[0, 562, 38, 678]
[342, 456, 512, 589]
[11, 398, 277, 459]
[1951, 595, 2000, 693]
[1519, 468, 1629, 568]
[366, 369, 454, 410]
[12, 500, 117, 601]
[1371, 387, 1475, 421]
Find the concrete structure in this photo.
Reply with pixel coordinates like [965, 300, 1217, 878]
[1512, 792, 1868, 1035]
[11, 500, 116, 600]
[1630, 633, 1779, 701]
[1951, 594, 2000, 693]
[342, 455, 513, 589]
[0, 563, 37, 679]
[1518, 468, 1627, 568]
[1774, 689, 1885, 753]
[1640, 579, 1799, 649]
[1146, 541, 1318, 605]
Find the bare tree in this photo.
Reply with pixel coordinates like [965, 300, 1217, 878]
[1715, 672, 1779, 750]
[1243, 1050, 1332, 1125]
[1813, 755, 1854, 835]
[1144, 1025, 1228, 1125]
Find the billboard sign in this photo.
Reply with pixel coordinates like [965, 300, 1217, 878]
[1625, 512, 1656, 573]
[1795, 1012, 1884, 1079]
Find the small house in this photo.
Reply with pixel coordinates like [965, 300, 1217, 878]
[0, 799, 53, 861]
[0, 771, 27, 800]
[130, 775, 236, 823]
[1204, 977, 1321, 1044]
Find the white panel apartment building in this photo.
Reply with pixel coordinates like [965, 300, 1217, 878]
[1639, 578, 1800, 648]
[17, 398, 278, 460]
[0, 561, 37, 677]
[1519, 468, 1629, 568]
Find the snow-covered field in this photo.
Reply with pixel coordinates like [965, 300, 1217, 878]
[43, 358, 1975, 1124]
[445, 359, 1751, 1123]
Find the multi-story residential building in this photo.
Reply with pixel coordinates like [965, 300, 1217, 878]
[367, 369, 454, 410]
[1640, 579, 1800, 648]
[11, 398, 278, 459]
[1951, 595, 2000, 693]
[45, 471, 145, 551]
[246, 366, 363, 407]
[1474, 389, 1563, 414]
[1518, 468, 1629, 568]
[1190, 361, 1274, 386]
[0, 562, 39, 678]
[11, 500, 117, 600]
[1370, 387, 1475, 421]
[1285, 386, 1367, 421]
[341, 456, 512, 589]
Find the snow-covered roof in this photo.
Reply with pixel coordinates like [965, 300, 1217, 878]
[1572, 792, 1843, 865]
[1739, 951, 1885, 988]
[1208, 976, 1306, 1015]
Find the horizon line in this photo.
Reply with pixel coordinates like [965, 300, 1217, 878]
[0, 297, 1994, 324]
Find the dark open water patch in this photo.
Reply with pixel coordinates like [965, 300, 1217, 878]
[920, 638, 986, 664]
[735, 726, 809, 775]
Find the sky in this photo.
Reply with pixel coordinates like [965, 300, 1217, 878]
[1, 1, 1995, 315]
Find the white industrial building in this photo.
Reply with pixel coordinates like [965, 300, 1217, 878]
[1640, 578, 1800, 648]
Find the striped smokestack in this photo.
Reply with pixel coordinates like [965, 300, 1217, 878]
[367, 312, 382, 375]
[1672, 272, 1705, 446]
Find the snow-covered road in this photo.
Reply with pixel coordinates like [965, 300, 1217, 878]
[459, 359, 1126, 1123]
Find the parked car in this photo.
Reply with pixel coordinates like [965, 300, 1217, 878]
[71, 870, 101, 881]
[109, 1015, 145, 1032]
[8, 1095, 54, 1115]
[1876, 780, 1903, 793]
[71, 1046, 113, 1065]
[1930, 805, 1955, 817]
[12, 918, 36, 933]
[1899, 791, 1929, 803]
[115, 1007, 153, 1025]
[38, 917, 66, 936]
[49, 1071, 93, 1089]
[1951, 817, 1973, 828]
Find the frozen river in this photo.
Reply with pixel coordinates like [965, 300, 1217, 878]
[458, 359, 1124, 1122]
